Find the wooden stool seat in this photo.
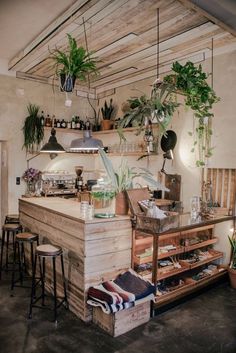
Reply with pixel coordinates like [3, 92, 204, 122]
[2, 223, 21, 231]
[36, 244, 62, 257]
[16, 232, 38, 241]
[5, 214, 20, 224]
[6, 214, 19, 220]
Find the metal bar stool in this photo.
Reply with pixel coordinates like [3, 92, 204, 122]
[29, 244, 68, 323]
[5, 214, 20, 224]
[0, 223, 22, 280]
[11, 232, 39, 292]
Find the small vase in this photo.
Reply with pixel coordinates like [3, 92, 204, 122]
[26, 181, 35, 196]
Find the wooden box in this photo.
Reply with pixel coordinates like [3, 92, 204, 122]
[93, 301, 150, 337]
[135, 212, 179, 234]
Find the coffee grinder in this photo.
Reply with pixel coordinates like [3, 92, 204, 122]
[75, 166, 83, 191]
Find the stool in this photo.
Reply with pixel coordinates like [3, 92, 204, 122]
[5, 214, 20, 224]
[11, 232, 39, 292]
[0, 223, 22, 280]
[29, 244, 68, 323]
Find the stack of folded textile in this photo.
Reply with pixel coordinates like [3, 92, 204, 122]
[87, 269, 155, 314]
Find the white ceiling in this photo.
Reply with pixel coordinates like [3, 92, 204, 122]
[0, 0, 77, 60]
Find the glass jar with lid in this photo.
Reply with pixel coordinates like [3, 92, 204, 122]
[91, 179, 116, 218]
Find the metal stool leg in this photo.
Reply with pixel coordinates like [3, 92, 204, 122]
[6, 231, 10, 269]
[29, 253, 37, 319]
[61, 254, 68, 309]
[0, 231, 5, 280]
[52, 256, 57, 322]
[41, 257, 45, 306]
[11, 240, 18, 292]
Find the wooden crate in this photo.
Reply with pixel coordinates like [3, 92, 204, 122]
[136, 212, 179, 234]
[93, 301, 150, 337]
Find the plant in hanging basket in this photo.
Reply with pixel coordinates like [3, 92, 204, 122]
[22, 103, 44, 153]
[164, 61, 220, 166]
[51, 34, 99, 92]
[117, 81, 179, 141]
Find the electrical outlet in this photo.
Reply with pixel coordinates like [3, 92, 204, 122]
[16, 177, 20, 185]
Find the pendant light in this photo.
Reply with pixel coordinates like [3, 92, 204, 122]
[40, 128, 66, 154]
[69, 18, 104, 153]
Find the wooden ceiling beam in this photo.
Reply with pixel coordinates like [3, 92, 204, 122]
[178, 0, 236, 37]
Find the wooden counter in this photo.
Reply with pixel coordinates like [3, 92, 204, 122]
[19, 197, 132, 322]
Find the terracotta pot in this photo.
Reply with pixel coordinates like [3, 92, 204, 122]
[228, 267, 236, 289]
[101, 120, 113, 131]
[115, 192, 129, 215]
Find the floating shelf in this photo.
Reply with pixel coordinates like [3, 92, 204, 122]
[44, 126, 156, 136]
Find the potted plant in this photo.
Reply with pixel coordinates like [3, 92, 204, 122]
[228, 231, 236, 289]
[22, 103, 44, 153]
[51, 34, 99, 92]
[98, 147, 168, 215]
[101, 99, 115, 130]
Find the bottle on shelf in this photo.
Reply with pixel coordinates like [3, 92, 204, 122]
[85, 117, 91, 130]
[71, 116, 76, 129]
[40, 111, 45, 126]
[67, 120, 72, 129]
[60, 119, 66, 128]
[52, 115, 56, 128]
[54, 118, 57, 128]
[45, 114, 52, 127]
[56, 119, 61, 128]
[76, 116, 81, 130]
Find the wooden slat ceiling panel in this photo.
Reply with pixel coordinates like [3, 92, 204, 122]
[10, 0, 236, 94]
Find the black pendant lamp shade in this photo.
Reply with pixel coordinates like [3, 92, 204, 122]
[40, 128, 66, 153]
[161, 130, 177, 152]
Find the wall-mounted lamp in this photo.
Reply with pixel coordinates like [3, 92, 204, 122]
[160, 130, 177, 174]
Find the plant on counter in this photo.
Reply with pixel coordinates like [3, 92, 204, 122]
[164, 61, 220, 167]
[22, 167, 42, 195]
[98, 147, 168, 194]
[51, 34, 99, 92]
[22, 103, 44, 153]
[228, 230, 236, 288]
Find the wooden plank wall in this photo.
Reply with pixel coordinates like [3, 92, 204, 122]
[202, 168, 236, 210]
[19, 200, 132, 322]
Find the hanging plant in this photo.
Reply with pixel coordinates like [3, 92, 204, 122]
[164, 61, 220, 166]
[22, 103, 44, 153]
[117, 82, 180, 141]
[50, 34, 99, 92]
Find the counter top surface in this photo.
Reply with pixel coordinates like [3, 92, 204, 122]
[19, 197, 130, 224]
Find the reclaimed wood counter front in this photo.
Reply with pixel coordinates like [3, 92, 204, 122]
[19, 197, 132, 322]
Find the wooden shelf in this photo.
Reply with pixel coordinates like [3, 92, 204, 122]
[44, 126, 150, 136]
[158, 246, 185, 260]
[157, 250, 223, 280]
[154, 269, 227, 307]
[157, 265, 189, 281]
[184, 237, 218, 252]
[134, 255, 152, 265]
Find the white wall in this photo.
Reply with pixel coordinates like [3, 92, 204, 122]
[0, 74, 95, 213]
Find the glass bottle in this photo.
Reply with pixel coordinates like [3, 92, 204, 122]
[91, 179, 116, 218]
[61, 119, 66, 128]
[56, 119, 61, 128]
[40, 111, 45, 126]
[71, 116, 76, 129]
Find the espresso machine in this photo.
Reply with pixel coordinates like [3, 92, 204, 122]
[41, 170, 77, 197]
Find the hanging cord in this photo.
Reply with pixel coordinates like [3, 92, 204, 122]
[211, 38, 214, 90]
[156, 7, 160, 80]
[82, 17, 91, 90]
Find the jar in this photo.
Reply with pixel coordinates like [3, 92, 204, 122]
[91, 179, 116, 218]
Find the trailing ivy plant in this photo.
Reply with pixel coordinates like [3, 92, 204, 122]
[22, 103, 44, 153]
[117, 82, 180, 141]
[164, 61, 220, 166]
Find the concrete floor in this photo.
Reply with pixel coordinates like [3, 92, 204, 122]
[0, 274, 235, 353]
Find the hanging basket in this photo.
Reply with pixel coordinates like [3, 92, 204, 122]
[59, 74, 76, 92]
